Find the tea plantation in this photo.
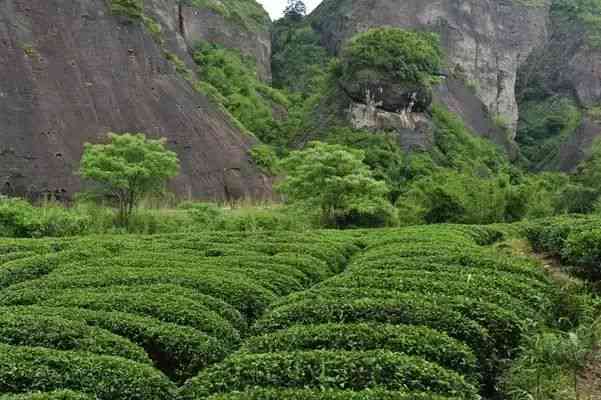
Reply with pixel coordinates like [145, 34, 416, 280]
[0, 221, 597, 399]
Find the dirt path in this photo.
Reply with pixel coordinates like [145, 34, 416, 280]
[505, 239, 601, 399]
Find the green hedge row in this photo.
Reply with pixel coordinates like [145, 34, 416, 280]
[1, 283, 245, 330]
[524, 216, 601, 279]
[0, 249, 111, 288]
[36, 289, 241, 343]
[523, 216, 599, 255]
[352, 250, 546, 281]
[239, 323, 478, 379]
[1, 306, 227, 383]
[356, 225, 503, 249]
[0, 343, 176, 400]
[108, 252, 333, 285]
[179, 350, 479, 399]
[564, 228, 601, 272]
[0, 391, 94, 400]
[51, 257, 308, 296]
[321, 269, 552, 319]
[0, 251, 38, 265]
[0, 267, 278, 320]
[253, 294, 491, 358]
[346, 258, 550, 290]
[204, 388, 457, 400]
[0, 311, 149, 364]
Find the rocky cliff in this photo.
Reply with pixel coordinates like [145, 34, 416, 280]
[516, 2, 601, 170]
[310, 0, 601, 169]
[311, 0, 550, 134]
[178, 2, 272, 81]
[0, 0, 272, 201]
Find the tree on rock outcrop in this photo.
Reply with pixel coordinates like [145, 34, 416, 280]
[79, 133, 180, 226]
[284, 0, 307, 21]
[336, 28, 442, 113]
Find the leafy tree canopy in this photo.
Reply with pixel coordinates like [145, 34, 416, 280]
[277, 141, 392, 227]
[79, 132, 179, 225]
[339, 28, 442, 85]
[284, 0, 307, 21]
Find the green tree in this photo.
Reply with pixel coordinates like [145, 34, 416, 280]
[339, 28, 441, 86]
[576, 137, 601, 195]
[283, 0, 307, 21]
[79, 133, 180, 226]
[277, 141, 392, 227]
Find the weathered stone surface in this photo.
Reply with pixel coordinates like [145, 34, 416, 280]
[311, 0, 551, 135]
[0, 0, 271, 201]
[434, 78, 518, 158]
[340, 72, 432, 113]
[179, 6, 272, 81]
[348, 101, 434, 152]
[516, 8, 601, 169]
[555, 118, 601, 172]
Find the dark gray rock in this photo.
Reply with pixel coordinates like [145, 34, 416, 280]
[0, 0, 271, 201]
[311, 0, 550, 136]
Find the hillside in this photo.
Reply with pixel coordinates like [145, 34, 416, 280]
[0, 0, 272, 201]
[0, 220, 597, 399]
[1, 0, 601, 203]
[306, 0, 601, 169]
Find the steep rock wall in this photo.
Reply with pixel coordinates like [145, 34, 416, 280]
[310, 0, 550, 136]
[517, 8, 601, 170]
[0, 0, 271, 201]
[179, 5, 272, 81]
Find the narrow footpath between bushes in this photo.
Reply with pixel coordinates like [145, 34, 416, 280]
[506, 238, 601, 399]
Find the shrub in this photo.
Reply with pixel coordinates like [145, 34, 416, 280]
[179, 350, 478, 399]
[0, 391, 94, 400]
[0, 312, 149, 364]
[240, 323, 478, 379]
[253, 295, 491, 357]
[0, 198, 89, 238]
[0, 343, 176, 400]
[204, 388, 457, 400]
[339, 28, 441, 85]
[1, 306, 227, 384]
[36, 289, 241, 344]
[324, 269, 553, 317]
[110, 0, 144, 20]
[563, 228, 601, 277]
[0, 267, 277, 320]
[0, 249, 111, 289]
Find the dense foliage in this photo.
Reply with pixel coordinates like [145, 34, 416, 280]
[277, 142, 394, 227]
[516, 96, 582, 169]
[192, 42, 306, 149]
[339, 28, 441, 86]
[552, 0, 601, 48]
[180, 0, 270, 33]
[1, 215, 597, 399]
[79, 133, 179, 226]
[271, 18, 331, 93]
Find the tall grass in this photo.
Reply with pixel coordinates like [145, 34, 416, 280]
[0, 196, 312, 238]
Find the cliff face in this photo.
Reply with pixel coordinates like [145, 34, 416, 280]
[179, 5, 272, 81]
[311, 0, 550, 135]
[517, 6, 601, 170]
[0, 0, 271, 201]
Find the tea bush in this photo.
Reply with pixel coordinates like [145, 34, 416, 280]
[0, 312, 149, 363]
[0, 391, 94, 400]
[240, 323, 478, 378]
[204, 389, 456, 400]
[0, 343, 176, 400]
[179, 350, 478, 399]
[0, 224, 569, 399]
